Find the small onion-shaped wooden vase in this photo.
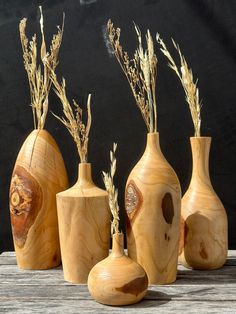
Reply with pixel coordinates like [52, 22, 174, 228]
[56, 162, 111, 283]
[88, 232, 148, 306]
[9, 129, 68, 269]
[125, 132, 181, 284]
[179, 137, 228, 269]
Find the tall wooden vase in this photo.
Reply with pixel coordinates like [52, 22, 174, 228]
[9, 129, 69, 269]
[179, 137, 228, 269]
[125, 132, 181, 284]
[88, 233, 148, 306]
[56, 163, 111, 284]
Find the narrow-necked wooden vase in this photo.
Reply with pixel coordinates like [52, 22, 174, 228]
[88, 232, 148, 306]
[9, 129, 68, 269]
[125, 132, 181, 284]
[56, 162, 111, 283]
[179, 137, 228, 269]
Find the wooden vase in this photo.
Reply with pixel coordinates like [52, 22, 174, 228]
[56, 163, 111, 284]
[88, 232, 148, 306]
[125, 132, 181, 284]
[179, 137, 228, 269]
[9, 129, 68, 269]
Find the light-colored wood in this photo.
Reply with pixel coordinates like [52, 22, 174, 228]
[1, 251, 236, 313]
[179, 137, 228, 269]
[9, 129, 68, 270]
[88, 233, 148, 306]
[56, 163, 111, 284]
[125, 132, 181, 284]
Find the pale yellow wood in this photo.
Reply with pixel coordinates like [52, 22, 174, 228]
[56, 163, 111, 284]
[125, 132, 181, 284]
[179, 137, 228, 269]
[88, 233, 148, 306]
[9, 129, 69, 270]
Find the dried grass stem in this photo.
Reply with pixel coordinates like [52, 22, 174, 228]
[102, 143, 120, 235]
[19, 6, 64, 129]
[156, 34, 202, 137]
[49, 69, 91, 163]
[107, 20, 158, 133]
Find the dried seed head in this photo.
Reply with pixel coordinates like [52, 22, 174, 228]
[107, 19, 158, 133]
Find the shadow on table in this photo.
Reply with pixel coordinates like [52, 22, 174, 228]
[113, 291, 171, 308]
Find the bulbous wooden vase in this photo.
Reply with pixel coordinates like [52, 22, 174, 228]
[9, 129, 68, 269]
[125, 132, 181, 284]
[179, 137, 228, 269]
[56, 163, 111, 284]
[88, 232, 148, 306]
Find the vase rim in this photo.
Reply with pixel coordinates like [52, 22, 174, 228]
[147, 132, 159, 135]
[190, 136, 212, 140]
[78, 162, 91, 166]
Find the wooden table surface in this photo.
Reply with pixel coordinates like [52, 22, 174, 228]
[0, 251, 236, 313]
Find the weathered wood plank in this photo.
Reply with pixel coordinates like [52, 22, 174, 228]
[0, 264, 236, 284]
[0, 256, 17, 265]
[1, 285, 236, 301]
[1, 251, 236, 266]
[0, 299, 236, 314]
[0, 251, 236, 313]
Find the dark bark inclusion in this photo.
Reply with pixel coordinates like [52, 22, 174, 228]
[199, 241, 208, 259]
[125, 180, 143, 220]
[115, 275, 148, 296]
[162, 193, 174, 224]
[10, 165, 43, 248]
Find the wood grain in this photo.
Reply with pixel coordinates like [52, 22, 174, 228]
[125, 133, 181, 284]
[9, 129, 69, 270]
[56, 163, 111, 284]
[179, 137, 228, 269]
[88, 233, 148, 306]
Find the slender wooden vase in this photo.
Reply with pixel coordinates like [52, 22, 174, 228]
[179, 137, 228, 269]
[9, 129, 68, 269]
[88, 233, 148, 306]
[56, 163, 111, 284]
[125, 132, 181, 284]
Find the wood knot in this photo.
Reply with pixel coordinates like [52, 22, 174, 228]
[125, 180, 143, 220]
[199, 241, 208, 259]
[162, 193, 174, 224]
[115, 274, 148, 296]
[9, 165, 42, 248]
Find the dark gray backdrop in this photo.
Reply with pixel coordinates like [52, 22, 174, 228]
[1, 0, 236, 252]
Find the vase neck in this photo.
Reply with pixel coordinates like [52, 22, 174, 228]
[76, 163, 94, 187]
[111, 233, 124, 257]
[144, 132, 162, 154]
[190, 137, 212, 186]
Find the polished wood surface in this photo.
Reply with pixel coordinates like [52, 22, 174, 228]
[56, 163, 111, 284]
[88, 233, 148, 306]
[179, 137, 228, 269]
[9, 129, 69, 269]
[126, 132, 181, 284]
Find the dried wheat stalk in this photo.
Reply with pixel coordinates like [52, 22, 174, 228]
[49, 69, 91, 163]
[19, 6, 64, 129]
[156, 34, 202, 137]
[102, 143, 120, 235]
[107, 20, 158, 133]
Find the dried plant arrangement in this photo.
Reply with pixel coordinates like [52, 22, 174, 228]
[19, 6, 64, 129]
[102, 143, 120, 235]
[107, 20, 158, 133]
[156, 35, 202, 137]
[49, 69, 92, 163]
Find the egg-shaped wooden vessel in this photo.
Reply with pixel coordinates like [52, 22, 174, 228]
[88, 233, 148, 306]
[179, 137, 228, 269]
[9, 129, 68, 269]
[56, 163, 111, 284]
[125, 132, 181, 284]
